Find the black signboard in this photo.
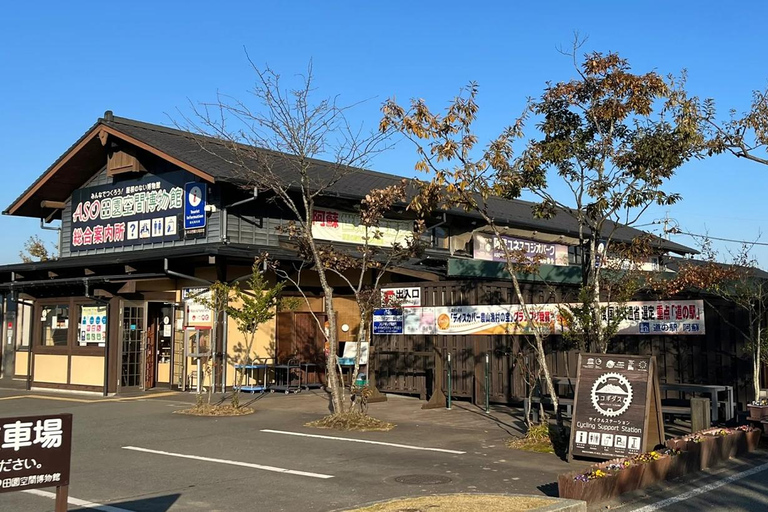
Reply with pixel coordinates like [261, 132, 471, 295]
[569, 354, 664, 460]
[0, 413, 72, 493]
[70, 171, 187, 251]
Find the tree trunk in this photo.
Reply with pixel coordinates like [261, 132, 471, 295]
[754, 320, 761, 402]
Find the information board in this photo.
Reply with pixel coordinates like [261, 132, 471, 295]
[569, 353, 664, 460]
[372, 308, 403, 334]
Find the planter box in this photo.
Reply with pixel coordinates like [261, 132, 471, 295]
[560, 456, 675, 503]
[747, 405, 768, 420]
[744, 429, 762, 452]
[561, 428, 762, 505]
[558, 472, 619, 504]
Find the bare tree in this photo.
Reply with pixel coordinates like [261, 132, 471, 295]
[182, 61, 392, 414]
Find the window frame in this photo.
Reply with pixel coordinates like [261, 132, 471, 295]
[33, 298, 107, 356]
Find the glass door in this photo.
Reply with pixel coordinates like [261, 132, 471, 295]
[120, 302, 145, 389]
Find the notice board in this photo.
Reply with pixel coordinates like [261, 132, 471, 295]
[569, 353, 664, 460]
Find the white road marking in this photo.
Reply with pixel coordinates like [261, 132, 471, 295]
[260, 429, 466, 454]
[632, 461, 768, 511]
[122, 445, 333, 479]
[23, 488, 132, 512]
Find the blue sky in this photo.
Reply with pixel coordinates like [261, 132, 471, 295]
[2, 1, 767, 266]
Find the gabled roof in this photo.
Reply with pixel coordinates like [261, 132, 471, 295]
[5, 113, 696, 255]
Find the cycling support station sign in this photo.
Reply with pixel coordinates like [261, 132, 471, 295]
[373, 308, 404, 334]
[568, 354, 664, 461]
[0, 413, 72, 509]
[184, 182, 207, 236]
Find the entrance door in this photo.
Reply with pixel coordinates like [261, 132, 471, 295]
[145, 319, 157, 389]
[146, 303, 174, 389]
[121, 303, 145, 388]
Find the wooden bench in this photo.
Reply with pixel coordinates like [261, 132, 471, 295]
[525, 396, 575, 423]
[661, 405, 692, 418]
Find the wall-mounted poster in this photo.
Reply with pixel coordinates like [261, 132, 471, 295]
[70, 171, 186, 251]
[79, 305, 107, 347]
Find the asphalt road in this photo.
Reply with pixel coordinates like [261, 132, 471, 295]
[0, 390, 575, 512]
[594, 452, 768, 512]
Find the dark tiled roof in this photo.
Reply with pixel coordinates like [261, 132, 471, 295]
[104, 116, 695, 254]
[6, 114, 696, 255]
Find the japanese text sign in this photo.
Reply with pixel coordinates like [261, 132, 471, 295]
[381, 287, 421, 308]
[0, 413, 72, 493]
[70, 172, 186, 252]
[569, 354, 663, 460]
[473, 232, 570, 266]
[311, 207, 413, 248]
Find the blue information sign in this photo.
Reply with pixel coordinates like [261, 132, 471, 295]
[373, 308, 403, 334]
[184, 182, 207, 230]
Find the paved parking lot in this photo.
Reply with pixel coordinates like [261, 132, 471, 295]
[0, 388, 577, 511]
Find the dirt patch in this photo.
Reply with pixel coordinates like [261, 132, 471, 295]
[306, 412, 395, 432]
[344, 494, 553, 511]
[174, 404, 254, 416]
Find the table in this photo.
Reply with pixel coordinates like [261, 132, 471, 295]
[660, 383, 734, 422]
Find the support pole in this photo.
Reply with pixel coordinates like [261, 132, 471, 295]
[55, 485, 68, 512]
[485, 352, 490, 414]
[447, 351, 452, 410]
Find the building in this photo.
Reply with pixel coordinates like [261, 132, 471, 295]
[0, 112, 759, 410]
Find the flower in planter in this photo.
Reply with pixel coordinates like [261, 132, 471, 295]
[736, 425, 759, 432]
[573, 469, 608, 481]
[750, 398, 768, 406]
[633, 451, 662, 463]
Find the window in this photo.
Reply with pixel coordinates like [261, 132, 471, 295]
[40, 305, 69, 347]
[77, 305, 108, 347]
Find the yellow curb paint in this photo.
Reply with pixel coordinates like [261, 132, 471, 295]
[0, 391, 181, 403]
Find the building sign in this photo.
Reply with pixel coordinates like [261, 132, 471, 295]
[575, 299, 705, 336]
[569, 354, 664, 460]
[78, 306, 107, 347]
[428, 304, 562, 335]
[70, 173, 184, 251]
[182, 287, 213, 328]
[372, 309, 403, 334]
[0, 413, 72, 494]
[381, 287, 421, 308]
[311, 208, 412, 248]
[184, 182, 207, 234]
[473, 232, 569, 266]
[388, 300, 705, 336]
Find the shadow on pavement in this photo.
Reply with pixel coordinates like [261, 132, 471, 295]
[72, 493, 181, 512]
[537, 481, 559, 497]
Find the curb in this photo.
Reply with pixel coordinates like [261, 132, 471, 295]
[335, 493, 587, 512]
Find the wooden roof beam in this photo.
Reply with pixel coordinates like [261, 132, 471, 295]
[40, 200, 66, 210]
